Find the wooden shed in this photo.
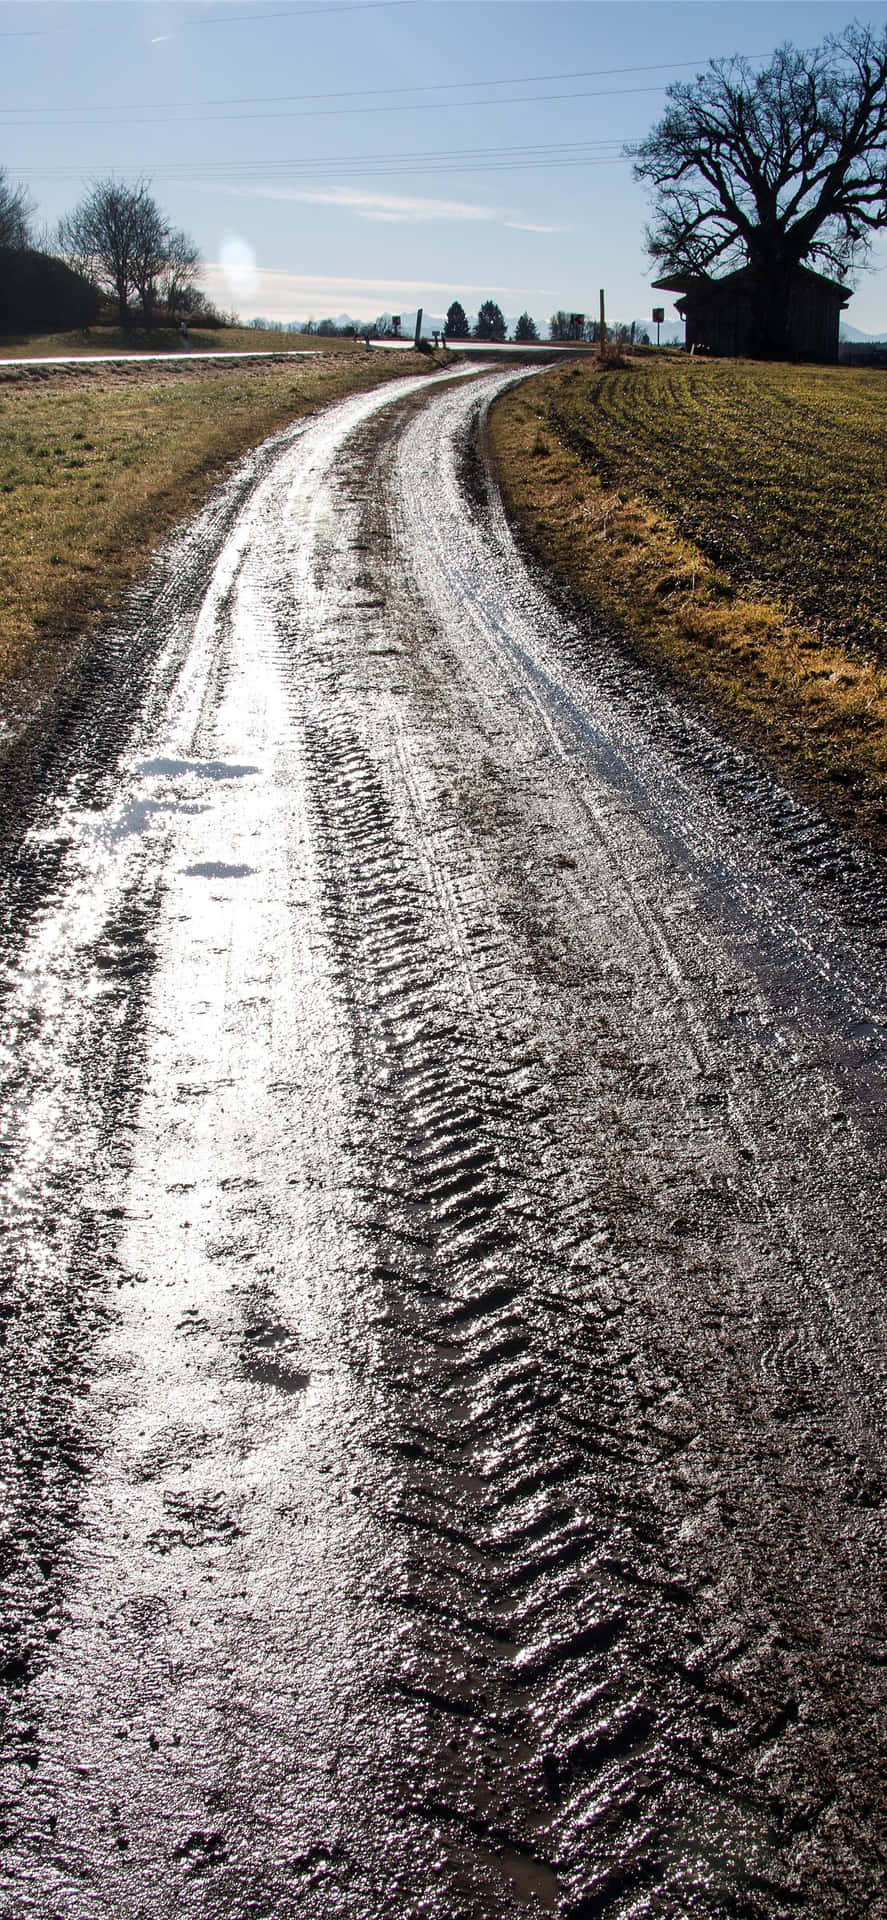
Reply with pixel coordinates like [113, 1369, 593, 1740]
[653, 263, 851, 363]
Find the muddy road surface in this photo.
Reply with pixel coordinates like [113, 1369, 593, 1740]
[0, 368, 885, 1918]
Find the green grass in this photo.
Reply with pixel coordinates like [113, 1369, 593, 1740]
[489, 356, 887, 845]
[542, 356, 887, 663]
[0, 347, 450, 726]
[0, 324, 356, 358]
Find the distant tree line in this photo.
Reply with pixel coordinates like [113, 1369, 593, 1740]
[0, 166, 212, 334]
[248, 307, 546, 342]
[549, 310, 650, 345]
[287, 306, 544, 342]
[437, 302, 650, 346]
[443, 300, 540, 343]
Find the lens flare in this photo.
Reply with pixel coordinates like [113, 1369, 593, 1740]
[220, 234, 259, 305]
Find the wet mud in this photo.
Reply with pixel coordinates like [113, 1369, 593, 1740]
[0, 367, 885, 1917]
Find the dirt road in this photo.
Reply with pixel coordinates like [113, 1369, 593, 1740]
[0, 368, 885, 1918]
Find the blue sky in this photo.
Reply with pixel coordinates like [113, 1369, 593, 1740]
[5, 1, 887, 331]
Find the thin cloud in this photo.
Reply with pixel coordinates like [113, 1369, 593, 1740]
[219, 184, 502, 224]
[505, 219, 571, 234]
[203, 266, 550, 294]
[200, 262, 555, 319]
[214, 183, 570, 231]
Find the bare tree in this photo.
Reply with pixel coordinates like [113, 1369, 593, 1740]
[58, 179, 148, 327]
[131, 196, 173, 333]
[160, 228, 201, 316]
[0, 168, 34, 250]
[57, 179, 199, 331]
[629, 25, 887, 356]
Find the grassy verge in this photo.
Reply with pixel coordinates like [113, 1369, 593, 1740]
[489, 357, 887, 847]
[0, 347, 450, 730]
[0, 324, 348, 358]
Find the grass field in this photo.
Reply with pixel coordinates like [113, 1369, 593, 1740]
[0, 347, 448, 733]
[490, 356, 887, 844]
[0, 324, 349, 359]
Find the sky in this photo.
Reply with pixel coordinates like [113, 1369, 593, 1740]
[4, 0, 887, 333]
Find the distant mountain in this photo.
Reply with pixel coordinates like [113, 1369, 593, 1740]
[840, 322, 887, 342]
[634, 317, 683, 344]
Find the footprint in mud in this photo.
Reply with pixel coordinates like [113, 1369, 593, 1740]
[172, 1828, 228, 1878]
[131, 1423, 211, 1483]
[176, 1305, 209, 1335]
[290, 1842, 347, 1889]
[243, 1354, 311, 1393]
[148, 1489, 241, 1554]
[241, 1319, 311, 1395]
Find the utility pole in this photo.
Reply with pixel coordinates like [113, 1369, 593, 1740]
[599, 288, 607, 361]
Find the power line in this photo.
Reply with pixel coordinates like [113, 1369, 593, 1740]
[0, 0, 411, 36]
[12, 159, 630, 184]
[12, 157, 628, 180]
[0, 57, 727, 116]
[10, 134, 626, 171]
[0, 82, 675, 132]
[9, 143, 634, 186]
[186, 1, 412, 26]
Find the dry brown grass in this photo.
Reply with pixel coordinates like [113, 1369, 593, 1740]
[0, 347, 449, 728]
[489, 363, 887, 845]
[0, 324, 351, 359]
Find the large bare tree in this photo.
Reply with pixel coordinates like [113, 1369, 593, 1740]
[629, 24, 887, 356]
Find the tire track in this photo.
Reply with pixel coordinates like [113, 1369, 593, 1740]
[301, 717, 818, 1917]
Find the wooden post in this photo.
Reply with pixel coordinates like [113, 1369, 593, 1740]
[414, 306, 423, 347]
[599, 288, 607, 361]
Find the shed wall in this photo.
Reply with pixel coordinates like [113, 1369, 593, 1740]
[679, 279, 843, 362]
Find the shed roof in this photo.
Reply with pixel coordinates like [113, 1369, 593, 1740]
[652, 263, 851, 305]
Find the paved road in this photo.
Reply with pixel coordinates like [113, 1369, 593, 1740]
[0, 368, 885, 1919]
